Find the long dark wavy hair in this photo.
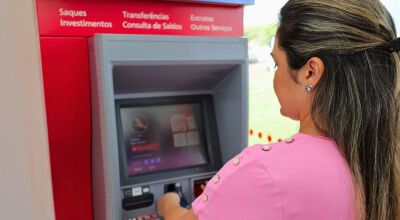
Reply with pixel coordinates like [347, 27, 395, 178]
[277, 0, 400, 219]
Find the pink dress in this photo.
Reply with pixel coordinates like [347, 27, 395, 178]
[192, 133, 359, 220]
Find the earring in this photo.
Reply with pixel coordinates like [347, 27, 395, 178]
[305, 83, 313, 92]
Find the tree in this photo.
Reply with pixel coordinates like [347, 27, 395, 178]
[244, 23, 278, 46]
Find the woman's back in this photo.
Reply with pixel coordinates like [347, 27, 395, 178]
[192, 133, 359, 220]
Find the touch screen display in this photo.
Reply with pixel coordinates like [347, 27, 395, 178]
[119, 103, 209, 176]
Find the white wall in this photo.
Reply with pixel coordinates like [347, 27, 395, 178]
[0, 0, 55, 219]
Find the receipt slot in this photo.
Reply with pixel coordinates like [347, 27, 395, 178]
[90, 34, 248, 220]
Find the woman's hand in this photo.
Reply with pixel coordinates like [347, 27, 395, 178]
[157, 192, 181, 216]
[157, 192, 198, 220]
[200, 181, 208, 191]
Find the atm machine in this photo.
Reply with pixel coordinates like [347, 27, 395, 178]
[90, 34, 248, 220]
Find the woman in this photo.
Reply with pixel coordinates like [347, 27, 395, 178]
[157, 0, 400, 219]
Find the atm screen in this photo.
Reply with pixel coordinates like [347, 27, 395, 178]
[119, 102, 209, 176]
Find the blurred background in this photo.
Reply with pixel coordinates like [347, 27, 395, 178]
[244, 0, 400, 145]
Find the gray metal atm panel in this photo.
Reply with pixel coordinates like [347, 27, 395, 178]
[90, 34, 248, 220]
[99, 35, 247, 62]
[212, 65, 248, 162]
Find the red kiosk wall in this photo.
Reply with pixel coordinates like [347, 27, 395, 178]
[37, 1, 244, 219]
[40, 37, 93, 220]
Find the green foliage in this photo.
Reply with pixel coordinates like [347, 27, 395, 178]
[244, 23, 278, 46]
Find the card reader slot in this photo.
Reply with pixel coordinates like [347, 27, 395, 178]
[122, 193, 154, 210]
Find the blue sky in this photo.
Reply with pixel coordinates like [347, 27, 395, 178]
[244, 0, 400, 36]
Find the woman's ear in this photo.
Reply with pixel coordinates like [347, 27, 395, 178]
[298, 57, 325, 88]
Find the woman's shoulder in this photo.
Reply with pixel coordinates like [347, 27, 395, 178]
[192, 139, 285, 219]
[245, 133, 343, 163]
[244, 133, 351, 184]
[247, 133, 356, 209]
[192, 133, 358, 219]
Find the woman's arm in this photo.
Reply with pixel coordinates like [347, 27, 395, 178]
[157, 192, 198, 220]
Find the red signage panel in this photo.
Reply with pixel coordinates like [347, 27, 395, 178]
[36, 0, 244, 37]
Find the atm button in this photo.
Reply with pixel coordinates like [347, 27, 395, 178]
[142, 186, 150, 193]
[123, 188, 133, 198]
[132, 187, 143, 196]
